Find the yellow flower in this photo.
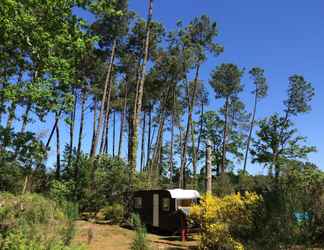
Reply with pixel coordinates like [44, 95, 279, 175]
[190, 192, 263, 250]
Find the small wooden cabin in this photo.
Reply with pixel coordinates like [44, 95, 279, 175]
[132, 189, 200, 233]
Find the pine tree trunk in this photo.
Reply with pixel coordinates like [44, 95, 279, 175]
[221, 97, 229, 175]
[55, 113, 61, 179]
[146, 105, 152, 167]
[169, 108, 175, 184]
[179, 64, 200, 188]
[196, 101, 204, 160]
[100, 108, 109, 154]
[75, 88, 86, 197]
[205, 139, 212, 194]
[90, 39, 116, 157]
[128, 110, 133, 163]
[129, 0, 153, 174]
[118, 84, 128, 158]
[140, 112, 146, 172]
[190, 64, 200, 188]
[179, 118, 190, 189]
[151, 112, 165, 180]
[91, 97, 97, 153]
[178, 125, 184, 187]
[243, 90, 258, 173]
[68, 91, 77, 169]
[103, 108, 110, 154]
[112, 110, 116, 156]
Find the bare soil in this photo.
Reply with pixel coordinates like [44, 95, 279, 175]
[72, 220, 198, 250]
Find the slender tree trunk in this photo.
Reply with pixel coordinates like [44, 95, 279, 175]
[196, 101, 204, 160]
[272, 110, 290, 179]
[190, 64, 200, 188]
[140, 112, 146, 172]
[118, 84, 128, 158]
[112, 110, 116, 156]
[178, 125, 183, 187]
[169, 109, 175, 184]
[128, 109, 133, 163]
[76, 89, 86, 161]
[99, 110, 107, 154]
[55, 113, 61, 179]
[104, 109, 111, 154]
[205, 139, 212, 194]
[90, 39, 116, 157]
[68, 91, 77, 169]
[221, 97, 229, 175]
[129, 0, 153, 174]
[100, 108, 109, 154]
[179, 64, 200, 188]
[91, 97, 97, 153]
[74, 88, 86, 197]
[158, 128, 164, 176]
[243, 90, 258, 173]
[180, 119, 190, 189]
[146, 105, 152, 167]
[45, 113, 61, 149]
[151, 112, 165, 180]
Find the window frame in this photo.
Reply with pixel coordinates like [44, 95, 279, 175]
[162, 197, 170, 212]
[134, 197, 142, 209]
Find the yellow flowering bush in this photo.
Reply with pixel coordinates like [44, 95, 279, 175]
[190, 192, 263, 250]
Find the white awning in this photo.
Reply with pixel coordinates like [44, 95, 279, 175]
[167, 189, 200, 199]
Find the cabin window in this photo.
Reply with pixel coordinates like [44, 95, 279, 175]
[134, 197, 142, 209]
[177, 199, 196, 207]
[162, 198, 170, 211]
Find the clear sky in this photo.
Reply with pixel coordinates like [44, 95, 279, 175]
[127, 0, 324, 173]
[28, 0, 324, 173]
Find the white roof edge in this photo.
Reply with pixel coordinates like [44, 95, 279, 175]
[167, 188, 200, 199]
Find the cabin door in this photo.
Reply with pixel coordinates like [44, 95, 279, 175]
[153, 194, 159, 227]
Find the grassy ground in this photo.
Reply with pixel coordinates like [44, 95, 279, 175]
[72, 220, 198, 250]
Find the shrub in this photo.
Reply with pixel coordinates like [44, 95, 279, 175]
[98, 203, 124, 224]
[0, 192, 83, 250]
[190, 192, 263, 250]
[130, 214, 151, 250]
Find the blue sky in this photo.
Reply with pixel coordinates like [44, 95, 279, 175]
[21, 0, 324, 173]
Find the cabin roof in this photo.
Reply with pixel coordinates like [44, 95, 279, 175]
[167, 189, 200, 199]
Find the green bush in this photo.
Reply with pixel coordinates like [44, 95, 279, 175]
[0, 192, 84, 250]
[98, 203, 124, 224]
[130, 214, 151, 250]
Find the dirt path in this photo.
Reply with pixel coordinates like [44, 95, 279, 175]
[72, 220, 198, 250]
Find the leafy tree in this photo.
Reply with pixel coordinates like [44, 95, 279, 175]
[242, 67, 268, 173]
[251, 114, 316, 177]
[209, 63, 244, 174]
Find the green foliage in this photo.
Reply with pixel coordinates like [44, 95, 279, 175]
[0, 193, 84, 250]
[251, 114, 316, 176]
[98, 203, 124, 224]
[284, 75, 314, 115]
[209, 63, 244, 99]
[0, 0, 322, 248]
[249, 67, 268, 99]
[130, 214, 151, 250]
